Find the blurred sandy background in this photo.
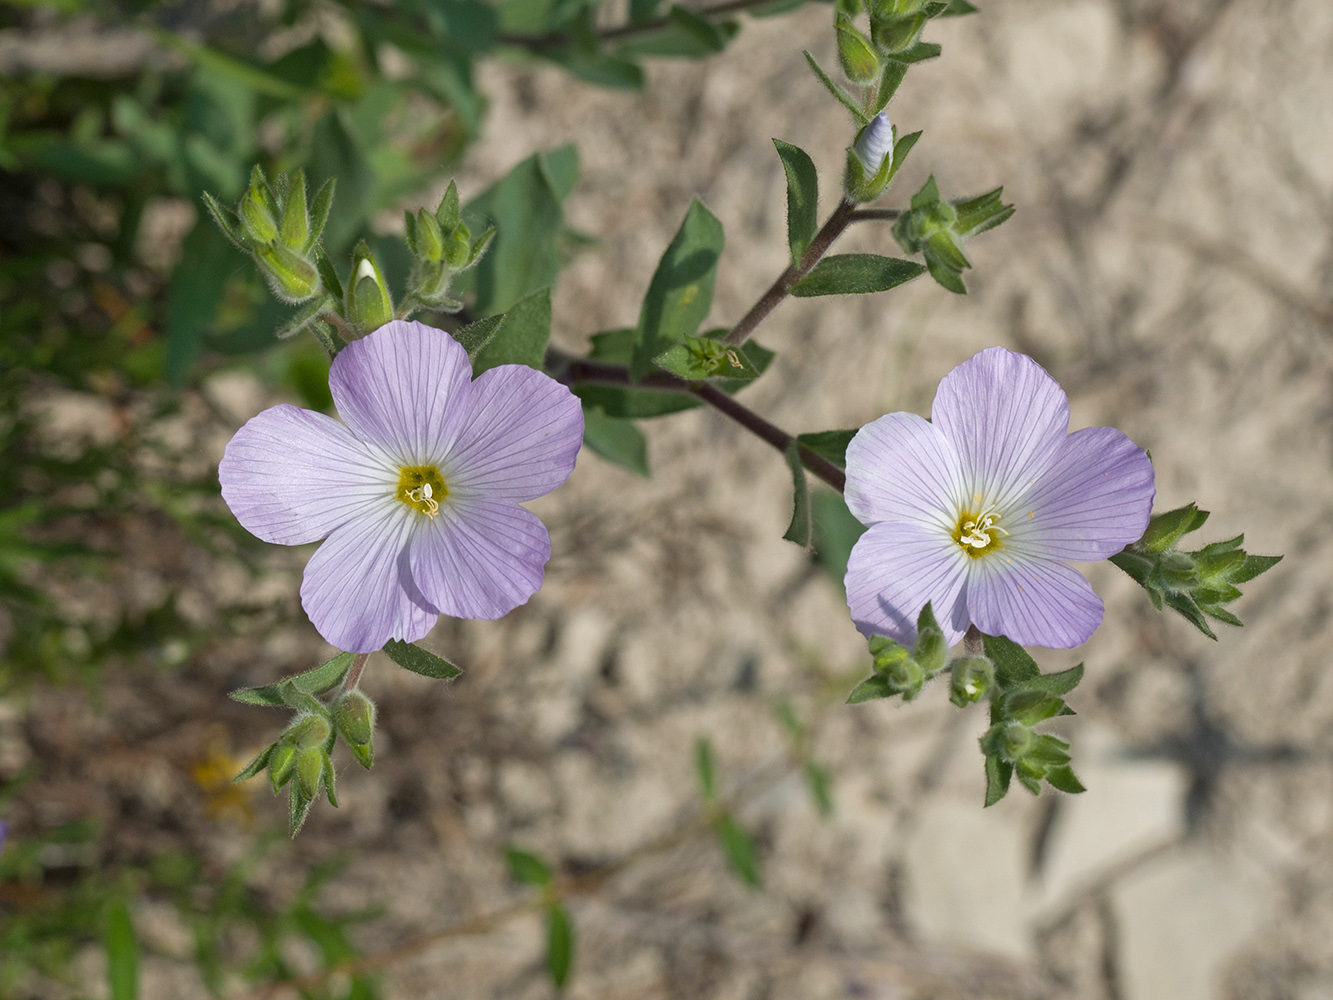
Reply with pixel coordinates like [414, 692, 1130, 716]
[8, 0, 1331, 997]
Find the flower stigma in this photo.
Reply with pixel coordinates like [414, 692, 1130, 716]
[397, 465, 448, 519]
[953, 507, 1007, 557]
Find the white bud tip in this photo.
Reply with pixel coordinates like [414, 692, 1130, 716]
[854, 112, 894, 174]
[355, 258, 377, 282]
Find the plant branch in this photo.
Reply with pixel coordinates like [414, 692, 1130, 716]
[498, 0, 779, 49]
[721, 198, 856, 348]
[848, 208, 902, 222]
[548, 350, 845, 492]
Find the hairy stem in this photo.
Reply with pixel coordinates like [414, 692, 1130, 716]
[721, 199, 856, 348]
[549, 350, 845, 492]
[848, 208, 902, 223]
[342, 653, 370, 691]
[963, 625, 984, 657]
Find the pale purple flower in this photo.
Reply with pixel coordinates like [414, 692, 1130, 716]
[219, 320, 584, 653]
[844, 347, 1154, 649]
[854, 112, 894, 175]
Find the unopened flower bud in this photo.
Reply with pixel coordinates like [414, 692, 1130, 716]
[443, 223, 472, 269]
[949, 655, 993, 706]
[870, 635, 912, 675]
[913, 623, 947, 676]
[333, 690, 376, 748]
[982, 721, 1033, 763]
[870, 10, 925, 54]
[283, 713, 331, 751]
[268, 743, 298, 792]
[296, 747, 324, 800]
[414, 209, 446, 264]
[255, 244, 321, 303]
[280, 171, 310, 251]
[883, 654, 925, 699]
[240, 175, 279, 245]
[854, 112, 894, 175]
[836, 14, 881, 83]
[346, 245, 395, 334]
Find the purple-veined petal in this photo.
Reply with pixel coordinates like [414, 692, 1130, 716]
[328, 320, 474, 465]
[966, 552, 1103, 648]
[845, 521, 971, 646]
[300, 502, 438, 653]
[409, 496, 551, 620]
[844, 412, 965, 531]
[932, 347, 1070, 513]
[219, 404, 395, 545]
[1008, 426, 1155, 561]
[444, 364, 584, 501]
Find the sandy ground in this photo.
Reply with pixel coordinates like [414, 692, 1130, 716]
[7, 0, 1333, 997]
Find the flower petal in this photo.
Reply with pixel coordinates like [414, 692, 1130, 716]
[219, 404, 394, 545]
[932, 347, 1070, 512]
[844, 412, 965, 531]
[966, 553, 1103, 648]
[300, 503, 438, 653]
[1009, 426, 1155, 561]
[328, 320, 475, 465]
[409, 496, 551, 620]
[445, 364, 584, 501]
[845, 521, 971, 646]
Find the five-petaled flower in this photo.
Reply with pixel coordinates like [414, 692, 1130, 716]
[844, 347, 1155, 649]
[219, 320, 584, 653]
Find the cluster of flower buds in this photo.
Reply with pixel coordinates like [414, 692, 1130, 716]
[891, 177, 1014, 292]
[204, 166, 334, 305]
[231, 660, 381, 835]
[849, 602, 950, 702]
[402, 180, 495, 312]
[979, 714, 1083, 797]
[1109, 503, 1282, 640]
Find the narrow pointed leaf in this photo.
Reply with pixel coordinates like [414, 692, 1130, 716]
[382, 640, 463, 680]
[782, 441, 812, 546]
[791, 254, 924, 297]
[773, 139, 819, 264]
[803, 51, 870, 124]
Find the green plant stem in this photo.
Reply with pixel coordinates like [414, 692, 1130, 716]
[721, 199, 856, 348]
[548, 350, 846, 492]
[499, 0, 781, 49]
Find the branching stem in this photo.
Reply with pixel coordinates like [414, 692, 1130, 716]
[721, 198, 856, 348]
[549, 350, 845, 492]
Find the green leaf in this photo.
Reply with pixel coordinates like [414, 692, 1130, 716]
[233, 745, 274, 782]
[629, 0, 661, 24]
[165, 217, 234, 384]
[940, 0, 978, 14]
[795, 430, 857, 469]
[616, 10, 740, 57]
[714, 813, 761, 887]
[791, 254, 924, 297]
[886, 41, 941, 64]
[812, 490, 867, 588]
[653, 336, 759, 382]
[505, 847, 554, 886]
[581, 405, 650, 476]
[872, 60, 909, 113]
[471, 287, 552, 373]
[847, 675, 894, 703]
[981, 634, 1040, 687]
[695, 736, 718, 801]
[229, 652, 356, 706]
[381, 640, 464, 680]
[105, 901, 139, 1000]
[803, 51, 870, 124]
[553, 52, 645, 90]
[782, 441, 812, 546]
[773, 139, 819, 264]
[452, 314, 504, 359]
[667, 4, 729, 51]
[1012, 664, 1084, 697]
[1044, 764, 1086, 795]
[546, 904, 574, 988]
[289, 785, 314, 837]
[630, 198, 725, 379]
[983, 754, 1012, 807]
[889, 130, 922, 181]
[1229, 553, 1282, 584]
[461, 148, 576, 315]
